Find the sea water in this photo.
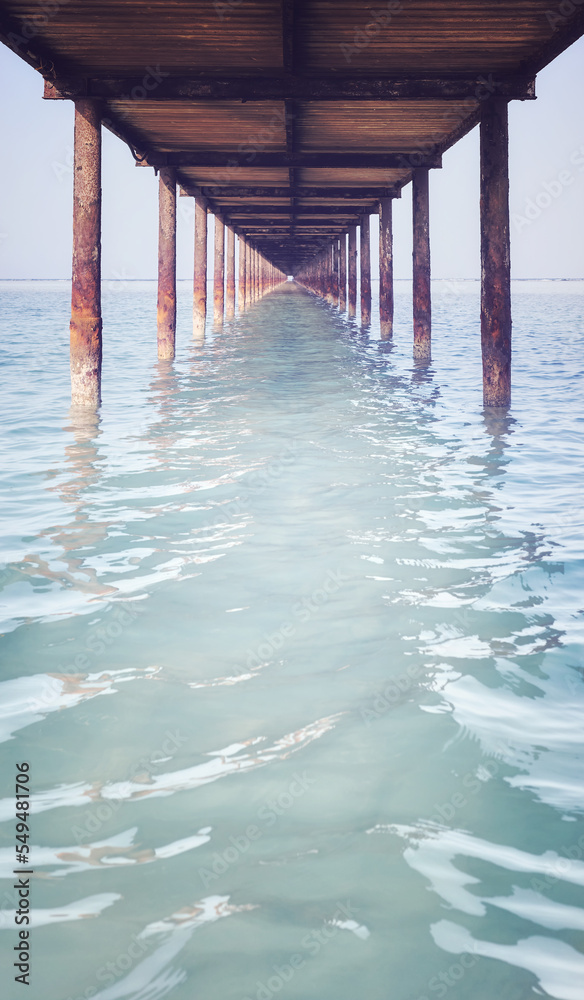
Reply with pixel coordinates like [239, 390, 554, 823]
[0, 279, 583, 1000]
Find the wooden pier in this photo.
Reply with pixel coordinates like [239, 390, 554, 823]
[1, 0, 583, 408]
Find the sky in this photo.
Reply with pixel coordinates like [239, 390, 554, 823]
[0, 36, 583, 281]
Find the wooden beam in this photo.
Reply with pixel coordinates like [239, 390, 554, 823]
[412, 168, 431, 360]
[226, 205, 377, 216]
[360, 216, 371, 326]
[379, 197, 394, 340]
[199, 186, 402, 199]
[44, 75, 536, 102]
[157, 167, 177, 360]
[141, 152, 442, 169]
[193, 196, 207, 338]
[480, 97, 511, 407]
[70, 99, 102, 407]
[282, 0, 295, 74]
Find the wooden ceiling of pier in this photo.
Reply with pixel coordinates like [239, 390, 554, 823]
[1, 0, 583, 270]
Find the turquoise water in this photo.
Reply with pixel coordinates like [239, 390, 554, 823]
[0, 279, 583, 1000]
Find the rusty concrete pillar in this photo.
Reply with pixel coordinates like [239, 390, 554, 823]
[193, 196, 207, 338]
[213, 215, 224, 325]
[327, 245, 334, 305]
[332, 239, 340, 307]
[412, 168, 431, 360]
[245, 242, 252, 305]
[481, 97, 511, 407]
[157, 167, 177, 359]
[348, 226, 357, 317]
[225, 226, 235, 320]
[360, 215, 371, 326]
[70, 99, 102, 407]
[379, 197, 394, 340]
[339, 233, 347, 313]
[238, 237, 246, 312]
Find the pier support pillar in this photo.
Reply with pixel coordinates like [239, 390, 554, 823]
[481, 97, 511, 407]
[157, 167, 177, 359]
[332, 239, 340, 307]
[360, 215, 371, 326]
[412, 168, 431, 361]
[244, 243, 249, 305]
[379, 197, 394, 340]
[348, 226, 357, 318]
[193, 197, 207, 338]
[213, 216, 224, 325]
[327, 245, 334, 305]
[70, 98, 102, 406]
[238, 237, 246, 312]
[225, 227, 235, 320]
[339, 234, 347, 313]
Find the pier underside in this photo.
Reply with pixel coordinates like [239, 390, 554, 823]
[1, 0, 582, 405]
